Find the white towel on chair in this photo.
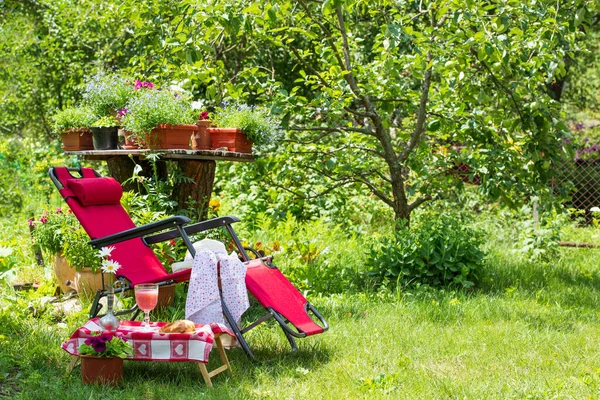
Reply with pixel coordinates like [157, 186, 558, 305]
[184, 248, 249, 329]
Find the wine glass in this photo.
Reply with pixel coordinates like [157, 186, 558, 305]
[134, 283, 159, 331]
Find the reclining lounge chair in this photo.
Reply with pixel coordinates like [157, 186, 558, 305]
[50, 166, 328, 359]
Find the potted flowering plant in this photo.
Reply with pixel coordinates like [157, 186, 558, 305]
[121, 89, 198, 149]
[30, 208, 101, 294]
[192, 110, 212, 150]
[90, 115, 120, 150]
[209, 104, 281, 153]
[78, 331, 133, 385]
[83, 72, 136, 118]
[52, 106, 97, 151]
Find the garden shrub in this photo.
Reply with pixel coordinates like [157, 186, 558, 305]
[236, 213, 369, 295]
[367, 210, 485, 288]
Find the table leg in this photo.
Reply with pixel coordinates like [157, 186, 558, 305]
[196, 334, 233, 388]
[215, 334, 232, 376]
[106, 155, 167, 193]
[173, 160, 216, 221]
[198, 363, 213, 388]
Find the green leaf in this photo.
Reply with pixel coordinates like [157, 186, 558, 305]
[427, 120, 441, 132]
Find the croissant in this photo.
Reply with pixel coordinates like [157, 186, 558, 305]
[159, 320, 196, 334]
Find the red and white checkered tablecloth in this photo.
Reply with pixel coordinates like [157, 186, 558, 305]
[62, 318, 235, 363]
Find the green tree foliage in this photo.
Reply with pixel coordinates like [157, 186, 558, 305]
[0, 0, 134, 137]
[197, 0, 595, 221]
[2, 0, 599, 225]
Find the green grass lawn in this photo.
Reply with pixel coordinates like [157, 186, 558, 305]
[2, 227, 600, 399]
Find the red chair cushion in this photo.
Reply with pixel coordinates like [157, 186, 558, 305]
[67, 178, 123, 206]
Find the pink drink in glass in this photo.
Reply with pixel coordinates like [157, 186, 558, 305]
[135, 289, 158, 312]
[134, 283, 159, 330]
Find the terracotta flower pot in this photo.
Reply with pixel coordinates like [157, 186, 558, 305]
[53, 254, 76, 294]
[207, 128, 252, 153]
[156, 283, 176, 309]
[146, 124, 198, 149]
[122, 130, 140, 150]
[192, 120, 212, 150]
[80, 355, 123, 386]
[74, 268, 104, 299]
[60, 128, 94, 151]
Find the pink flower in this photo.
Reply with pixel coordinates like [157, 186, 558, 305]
[134, 80, 154, 90]
[40, 216, 48, 224]
[199, 111, 209, 120]
[91, 340, 107, 353]
[27, 219, 34, 227]
[117, 108, 129, 119]
[99, 333, 113, 343]
[56, 207, 62, 213]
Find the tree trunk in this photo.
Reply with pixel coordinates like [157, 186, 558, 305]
[172, 160, 216, 221]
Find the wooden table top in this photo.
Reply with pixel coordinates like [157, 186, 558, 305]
[65, 149, 257, 162]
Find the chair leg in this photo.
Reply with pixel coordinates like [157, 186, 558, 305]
[89, 289, 104, 318]
[221, 298, 255, 360]
[283, 329, 298, 352]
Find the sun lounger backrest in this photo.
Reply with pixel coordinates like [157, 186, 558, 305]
[53, 167, 169, 286]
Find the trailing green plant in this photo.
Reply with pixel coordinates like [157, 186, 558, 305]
[82, 72, 136, 117]
[51, 106, 96, 134]
[30, 208, 100, 271]
[91, 115, 119, 128]
[367, 210, 485, 288]
[121, 89, 195, 136]
[212, 104, 282, 146]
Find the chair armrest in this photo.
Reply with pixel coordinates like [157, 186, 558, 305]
[89, 216, 192, 249]
[144, 216, 240, 244]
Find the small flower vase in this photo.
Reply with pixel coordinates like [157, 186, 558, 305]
[98, 285, 120, 331]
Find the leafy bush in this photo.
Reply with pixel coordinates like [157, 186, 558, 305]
[122, 90, 195, 135]
[512, 204, 569, 264]
[51, 106, 96, 134]
[235, 213, 369, 295]
[212, 104, 282, 146]
[367, 211, 485, 288]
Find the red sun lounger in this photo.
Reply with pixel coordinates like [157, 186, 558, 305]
[49, 166, 327, 359]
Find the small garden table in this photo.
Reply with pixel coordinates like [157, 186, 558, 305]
[62, 318, 235, 387]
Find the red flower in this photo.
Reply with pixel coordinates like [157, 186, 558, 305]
[199, 111, 209, 120]
[39, 216, 48, 224]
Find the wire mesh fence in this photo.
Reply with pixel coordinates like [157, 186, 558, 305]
[552, 159, 600, 216]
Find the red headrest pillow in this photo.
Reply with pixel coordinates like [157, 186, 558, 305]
[67, 177, 123, 206]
